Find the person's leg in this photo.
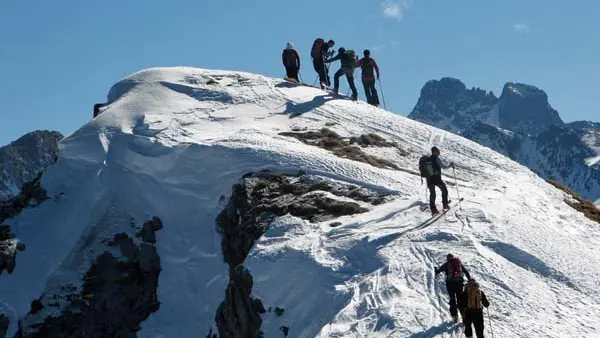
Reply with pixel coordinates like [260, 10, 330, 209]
[473, 311, 485, 338]
[333, 69, 344, 93]
[314, 59, 327, 88]
[447, 282, 459, 318]
[463, 310, 474, 337]
[347, 75, 358, 99]
[290, 67, 299, 82]
[439, 181, 449, 206]
[325, 61, 331, 87]
[362, 80, 372, 103]
[428, 183, 437, 211]
[369, 81, 380, 105]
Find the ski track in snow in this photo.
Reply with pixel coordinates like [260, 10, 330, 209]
[1, 67, 600, 337]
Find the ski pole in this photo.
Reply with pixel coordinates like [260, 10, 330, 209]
[425, 183, 429, 210]
[299, 72, 304, 84]
[313, 75, 318, 86]
[378, 79, 387, 110]
[452, 165, 462, 210]
[486, 308, 495, 338]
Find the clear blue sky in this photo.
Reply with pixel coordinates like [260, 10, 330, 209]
[1, 0, 598, 145]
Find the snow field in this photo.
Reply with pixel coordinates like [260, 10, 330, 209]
[1, 67, 599, 337]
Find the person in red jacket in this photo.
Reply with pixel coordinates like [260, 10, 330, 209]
[282, 42, 301, 82]
[355, 49, 380, 106]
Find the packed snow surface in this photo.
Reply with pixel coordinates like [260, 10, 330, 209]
[2, 67, 600, 337]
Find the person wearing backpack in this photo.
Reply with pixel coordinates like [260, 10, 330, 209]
[435, 253, 471, 323]
[327, 47, 358, 101]
[418, 146, 453, 215]
[458, 279, 490, 338]
[355, 49, 380, 106]
[311, 38, 335, 89]
[282, 42, 301, 82]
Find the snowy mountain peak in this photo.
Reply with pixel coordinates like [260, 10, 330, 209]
[0, 130, 62, 200]
[2, 67, 600, 337]
[498, 82, 564, 135]
[409, 78, 497, 132]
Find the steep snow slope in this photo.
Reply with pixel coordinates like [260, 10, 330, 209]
[1, 67, 600, 338]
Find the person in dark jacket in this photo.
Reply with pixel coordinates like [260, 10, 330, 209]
[458, 279, 490, 338]
[435, 253, 471, 322]
[327, 47, 358, 100]
[311, 39, 335, 89]
[427, 146, 452, 215]
[355, 49, 380, 106]
[282, 42, 301, 82]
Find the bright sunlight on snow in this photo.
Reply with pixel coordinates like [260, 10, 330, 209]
[1, 67, 600, 338]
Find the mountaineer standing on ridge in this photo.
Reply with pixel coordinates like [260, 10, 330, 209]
[418, 146, 453, 215]
[435, 253, 471, 323]
[355, 49, 380, 106]
[310, 38, 335, 89]
[327, 47, 358, 101]
[282, 42, 300, 82]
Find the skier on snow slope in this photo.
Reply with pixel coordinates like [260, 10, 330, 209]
[435, 253, 471, 323]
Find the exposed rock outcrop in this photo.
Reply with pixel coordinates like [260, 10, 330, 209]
[216, 266, 263, 338]
[16, 216, 163, 338]
[0, 173, 48, 224]
[214, 171, 388, 337]
[0, 225, 25, 276]
[279, 128, 402, 169]
[0, 130, 62, 200]
[0, 172, 48, 277]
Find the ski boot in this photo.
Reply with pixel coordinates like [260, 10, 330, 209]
[431, 206, 439, 216]
[443, 200, 451, 210]
[452, 315, 458, 323]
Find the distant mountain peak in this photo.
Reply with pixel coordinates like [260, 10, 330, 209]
[408, 77, 600, 202]
[409, 78, 498, 132]
[502, 82, 544, 98]
[497, 81, 563, 135]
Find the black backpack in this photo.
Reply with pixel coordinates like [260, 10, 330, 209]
[283, 49, 297, 67]
[419, 155, 435, 178]
[311, 38, 324, 58]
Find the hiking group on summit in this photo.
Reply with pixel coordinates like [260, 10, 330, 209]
[281, 38, 381, 107]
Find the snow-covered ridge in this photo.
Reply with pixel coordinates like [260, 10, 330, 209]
[1, 67, 600, 337]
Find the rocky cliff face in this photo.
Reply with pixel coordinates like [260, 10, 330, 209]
[410, 78, 498, 133]
[408, 78, 600, 202]
[213, 171, 388, 337]
[497, 82, 564, 135]
[14, 211, 163, 338]
[0, 131, 62, 200]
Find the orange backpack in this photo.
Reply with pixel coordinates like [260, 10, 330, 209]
[467, 284, 483, 309]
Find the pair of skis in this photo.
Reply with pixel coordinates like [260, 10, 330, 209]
[425, 197, 464, 222]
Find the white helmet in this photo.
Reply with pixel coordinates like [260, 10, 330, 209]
[286, 42, 294, 49]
